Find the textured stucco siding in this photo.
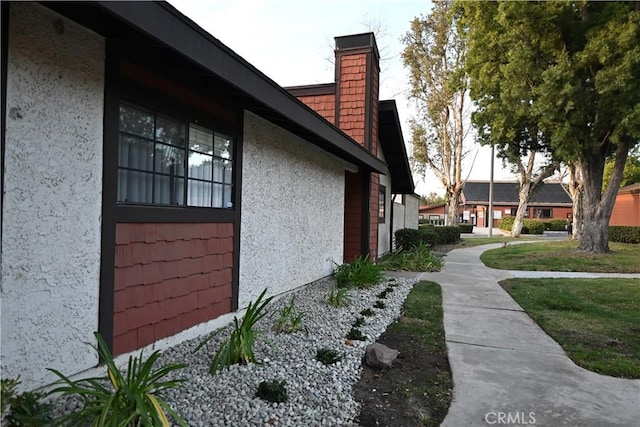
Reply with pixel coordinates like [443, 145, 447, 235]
[404, 194, 420, 229]
[378, 171, 392, 257]
[239, 112, 347, 308]
[1, 3, 105, 390]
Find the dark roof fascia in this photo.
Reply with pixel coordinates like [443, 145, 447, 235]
[378, 100, 414, 193]
[286, 83, 336, 97]
[92, 1, 388, 175]
[618, 183, 640, 194]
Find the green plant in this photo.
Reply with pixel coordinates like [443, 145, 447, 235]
[255, 380, 288, 403]
[332, 255, 383, 289]
[498, 215, 515, 231]
[523, 219, 544, 234]
[379, 244, 444, 272]
[385, 286, 394, 293]
[458, 223, 474, 233]
[196, 289, 274, 375]
[316, 348, 343, 365]
[326, 287, 350, 308]
[346, 328, 367, 341]
[352, 316, 365, 327]
[374, 300, 386, 309]
[433, 226, 461, 244]
[609, 226, 640, 244]
[360, 308, 375, 317]
[1, 377, 20, 415]
[48, 332, 186, 427]
[274, 297, 307, 334]
[377, 290, 388, 299]
[547, 219, 568, 231]
[1, 378, 52, 427]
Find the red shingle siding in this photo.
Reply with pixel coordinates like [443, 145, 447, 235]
[338, 54, 367, 145]
[113, 223, 234, 355]
[369, 173, 379, 259]
[344, 172, 363, 261]
[297, 94, 336, 124]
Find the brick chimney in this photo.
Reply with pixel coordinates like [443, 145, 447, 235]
[335, 33, 380, 260]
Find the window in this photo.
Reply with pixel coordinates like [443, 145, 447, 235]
[378, 185, 386, 223]
[534, 208, 552, 219]
[117, 103, 234, 208]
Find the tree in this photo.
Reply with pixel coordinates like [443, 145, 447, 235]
[420, 192, 446, 206]
[603, 150, 640, 188]
[402, 0, 470, 226]
[459, 1, 640, 252]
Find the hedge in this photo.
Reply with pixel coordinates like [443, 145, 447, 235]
[498, 215, 515, 231]
[545, 219, 568, 231]
[522, 219, 544, 234]
[458, 223, 473, 233]
[395, 226, 461, 249]
[609, 226, 640, 244]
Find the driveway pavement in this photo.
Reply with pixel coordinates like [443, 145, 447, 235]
[396, 243, 640, 426]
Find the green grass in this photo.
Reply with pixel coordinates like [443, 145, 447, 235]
[501, 278, 640, 378]
[386, 281, 452, 425]
[480, 240, 640, 273]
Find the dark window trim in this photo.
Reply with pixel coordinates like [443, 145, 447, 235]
[116, 205, 235, 223]
[378, 184, 386, 223]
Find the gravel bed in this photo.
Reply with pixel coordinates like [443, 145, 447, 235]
[53, 276, 418, 426]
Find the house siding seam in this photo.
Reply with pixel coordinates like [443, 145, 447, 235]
[112, 223, 234, 355]
[1, 2, 105, 390]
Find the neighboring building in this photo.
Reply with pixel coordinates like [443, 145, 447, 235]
[610, 183, 640, 226]
[461, 181, 573, 227]
[1, 2, 416, 390]
[419, 203, 447, 225]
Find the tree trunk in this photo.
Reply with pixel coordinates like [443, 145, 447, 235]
[567, 162, 583, 240]
[577, 141, 630, 253]
[511, 183, 530, 237]
[446, 188, 461, 226]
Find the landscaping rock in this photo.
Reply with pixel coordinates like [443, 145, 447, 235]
[365, 343, 400, 369]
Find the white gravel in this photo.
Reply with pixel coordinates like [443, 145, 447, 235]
[53, 276, 418, 426]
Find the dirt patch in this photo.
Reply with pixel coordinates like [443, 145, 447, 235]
[353, 327, 452, 426]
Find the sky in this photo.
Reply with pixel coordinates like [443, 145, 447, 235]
[167, 0, 518, 197]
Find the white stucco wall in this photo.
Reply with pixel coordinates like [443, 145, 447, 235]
[378, 169, 392, 257]
[392, 201, 406, 249]
[239, 112, 349, 308]
[1, 3, 105, 390]
[404, 194, 420, 229]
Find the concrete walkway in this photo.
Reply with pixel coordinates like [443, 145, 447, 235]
[395, 243, 640, 426]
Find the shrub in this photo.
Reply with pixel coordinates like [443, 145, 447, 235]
[360, 308, 375, 317]
[523, 219, 544, 234]
[49, 332, 186, 426]
[434, 226, 461, 244]
[373, 300, 386, 309]
[395, 228, 422, 250]
[609, 226, 640, 244]
[352, 316, 365, 327]
[332, 255, 383, 289]
[546, 219, 568, 231]
[316, 348, 343, 365]
[458, 223, 474, 233]
[346, 328, 367, 341]
[379, 244, 444, 272]
[196, 288, 273, 374]
[274, 297, 307, 334]
[498, 215, 515, 231]
[1, 378, 52, 427]
[255, 380, 288, 403]
[326, 287, 350, 308]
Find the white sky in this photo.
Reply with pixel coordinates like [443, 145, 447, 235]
[167, 0, 517, 197]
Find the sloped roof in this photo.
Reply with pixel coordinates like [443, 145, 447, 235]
[45, 1, 388, 175]
[462, 181, 572, 206]
[618, 183, 640, 194]
[378, 100, 414, 194]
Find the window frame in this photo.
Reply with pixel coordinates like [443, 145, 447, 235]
[533, 208, 552, 219]
[378, 185, 386, 223]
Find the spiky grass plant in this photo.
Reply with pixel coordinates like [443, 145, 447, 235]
[332, 255, 383, 289]
[1, 377, 52, 427]
[360, 308, 375, 317]
[352, 316, 365, 328]
[274, 297, 307, 334]
[346, 328, 367, 341]
[196, 288, 274, 375]
[326, 287, 350, 308]
[48, 332, 186, 427]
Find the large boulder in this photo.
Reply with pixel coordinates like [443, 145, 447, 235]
[364, 343, 400, 369]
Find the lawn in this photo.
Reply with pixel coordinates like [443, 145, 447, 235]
[501, 278, 640, 378]
[480, 240, 640, 273]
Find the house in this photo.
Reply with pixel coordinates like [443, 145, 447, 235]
[610, 183, 640, 226]
[419, 203, 447, 225]
[1, 2, 417, 390]
[461, 181, 573, 227]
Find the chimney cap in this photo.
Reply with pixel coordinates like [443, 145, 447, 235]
[334, 32, 380, 61]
